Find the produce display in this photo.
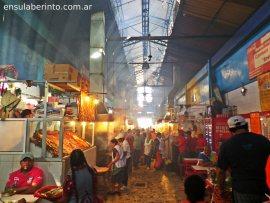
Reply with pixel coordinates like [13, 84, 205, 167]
[94, 166, 109, 174]
[32, 130, 91, 157]
[34, 185, 63, 201]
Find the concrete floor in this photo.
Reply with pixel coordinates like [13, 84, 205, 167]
[105, 166, 185, 203]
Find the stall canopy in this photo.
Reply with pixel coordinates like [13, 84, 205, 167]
[166, 0, 267, 96]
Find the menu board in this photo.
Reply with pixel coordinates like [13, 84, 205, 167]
[258, 72, 270, 111]
[0, 119, 27, 153]
[247, 32, 270, 79]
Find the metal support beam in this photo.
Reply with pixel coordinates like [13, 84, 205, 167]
[109, 34, 232, 41]
[203, 0, 229, 34]
[123, 40, 140, 47]
[121, 22, 142, 30]
[136, 85, 171, 87]
[152, 40, 168, 47]
[142, 0, 150, 60]
[163, 0, 174, 35]
[112, 0, 135, 9]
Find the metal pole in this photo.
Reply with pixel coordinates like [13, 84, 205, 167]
[208, 59, 213, 106]
[91, 123, 95, 146]
[59, 118, 63, 159]
[25, 120, 30, 152]
[41, 81, 48, 158]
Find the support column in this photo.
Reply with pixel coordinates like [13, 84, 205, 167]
[90, 12, 105, 101]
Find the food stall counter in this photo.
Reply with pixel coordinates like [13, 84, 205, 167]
[0, 194, 38, 203]
[191, 165, 215, 172]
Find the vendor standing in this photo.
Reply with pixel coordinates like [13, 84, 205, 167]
[5, 152, 44, 194]
[217, 116, 270, 203]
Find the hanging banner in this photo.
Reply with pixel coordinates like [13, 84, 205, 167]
[247, 31, 270, 79]
[258, 72, 270, 111]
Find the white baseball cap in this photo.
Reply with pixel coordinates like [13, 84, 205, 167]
[227, 116, 247, 129]
[115, 133, 125, 139]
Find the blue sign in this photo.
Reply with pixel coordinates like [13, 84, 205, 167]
[215, 23, 270, 93]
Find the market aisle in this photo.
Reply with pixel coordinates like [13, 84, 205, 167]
[105, 166, 185, 203]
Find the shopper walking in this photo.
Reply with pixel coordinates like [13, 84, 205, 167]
[171, 133, 180, 173]
[133, 129, 143, 168]
[217, 115, 270, 203]
[107, 139, 126, 195]
[144, 133, 153, 169]
[153, 132, 164, 170]
[177, 130, 186, 178]
[185, 131, 197, 158]
[196, 133, 207, 155]
[115, 133, 131, 190]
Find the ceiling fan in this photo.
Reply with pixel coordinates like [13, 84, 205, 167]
[141, 81, 152, 101]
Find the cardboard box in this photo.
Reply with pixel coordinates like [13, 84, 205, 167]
[54, 64, 78, 82]
[44, 64, 55, 74]
[54, 64, 72, 73]
[44, 72, 70, 82]
[44, 64, 79, 82]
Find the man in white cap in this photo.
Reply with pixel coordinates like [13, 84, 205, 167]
[115, 132, 131, 190]
[5, 152, 44, 194]
[217, 115, 270, 203]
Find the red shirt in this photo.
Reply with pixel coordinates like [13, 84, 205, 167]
[186, 137, 197, 153]
[126, 135, 134, 152]
[177, 136, 186, 153]
[266, 156, 270, 189]
[6, 166, 44, 188]
[197, 137, 207, 151]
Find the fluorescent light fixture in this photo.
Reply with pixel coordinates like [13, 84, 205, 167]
[90, 51, 102, 59]
[147, 112, 153, 114]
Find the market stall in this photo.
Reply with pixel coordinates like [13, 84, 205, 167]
[0, 79, 97, 192]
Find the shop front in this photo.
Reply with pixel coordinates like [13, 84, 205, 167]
[214, 22, 270, 140]
[0, 65, 98, 192]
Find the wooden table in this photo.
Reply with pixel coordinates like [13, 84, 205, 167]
[191, 165, 215, 172]
[93, 166, 110, 194]
[183, 158, 203, 162]
[183, 158, 203, 164]
[0, 194, 38, 203]
[94, 166, 110, 174]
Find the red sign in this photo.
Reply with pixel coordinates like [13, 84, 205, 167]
[212, 116, 231, 151]
[258, 72, 270, 111]
[250, 112, 262, 134]
[247, 32, 270, 79]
